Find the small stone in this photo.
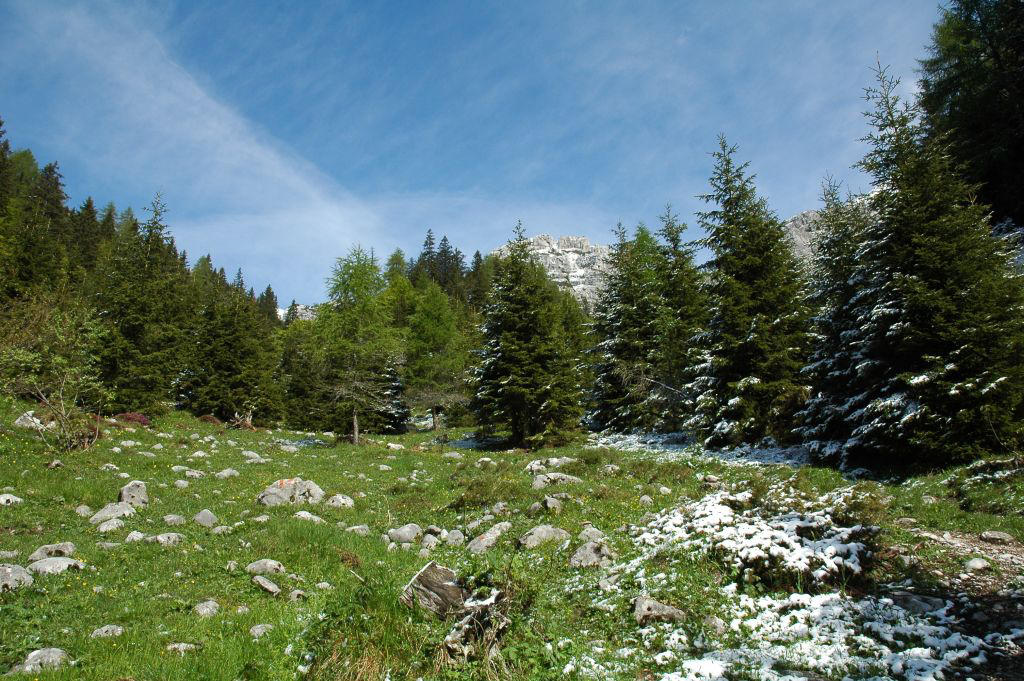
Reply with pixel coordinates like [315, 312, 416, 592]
[577, 526, 605, 543]
[256, 478, 325, 506]
[97, 518, 124, 533]
[981, 530, 1014, 544]
[226, 560, 238, 571]
[27, 542, 76, 562]
[965, 557, 990, 571]
[174, 480, 189, 489]
[118, 480, 149, 508]
[148, 533, 183, 546]
[193, 509, 218, 528]
[569, 542, 616, 568]
[166, 642, 197, 654]
[346, 525, 370, 536]
[531, 472, 582, 490]
[215, 468, 240, 479]
[253, 514, 270, 523]
[386, 442, 404, 450]
[634, 596, 686, 625]
[0, 564, 33, 591]
[467, 522, 512, 554]
[211, 525, 231, 534]
[163, 514, 185, 526]
[0, 494, 23, 506]
[442, 452, 463, 460]
[703, 615, 727, 636]
[246, 559, 285, 575]
[325, 494, 354, 508]
[47, 459, 63, 469]
[125, 531, 146, 542]
[293, 510, 323, 523]
[27, 557, 85, 575]
[288, 589, 306, 601]
[518, 525, 570, 549]
[253, 575, 281, 596]
[250, 624, 273, 639]
[194, 599, 219, 617]
[91, 624, 124, 638]
[638, 495, 654, 506]
[421, 534, 440, 550]
[388, 523, 423, 544]
[75, 504, 92, 517]
[446, 529, 465, 546]
[89, 501, 136, 524]
[11, 648, 68, 673]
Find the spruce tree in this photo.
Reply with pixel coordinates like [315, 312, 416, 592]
[472, 224, 584, 447]
[685, 137, 811, 447]
[836, 68, 1024, 468]
[406, 280, 467, 430]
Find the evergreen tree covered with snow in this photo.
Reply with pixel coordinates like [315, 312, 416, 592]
[685, 137, 811, 447]
[795, 182, 874, 460]
[472, 224, 584, 447]
[591, 224, 670, 432]
[835, 68, 1024, 468]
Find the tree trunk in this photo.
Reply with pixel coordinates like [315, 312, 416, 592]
[431, 406, 439, 431]
[352, 406, 360, 445]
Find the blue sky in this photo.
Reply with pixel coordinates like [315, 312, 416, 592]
[0, 0, 940, 304]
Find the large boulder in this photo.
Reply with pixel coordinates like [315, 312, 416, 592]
[9, 648, 68, 673]
[256, 478, 325, 506]
[118, 480, 149, 508]
[0, 564, 33, 591]
[27, 557, 85, 575]
[27, 542, 76, 562]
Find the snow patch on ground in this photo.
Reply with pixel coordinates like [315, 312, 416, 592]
[588, 432, 813, 467]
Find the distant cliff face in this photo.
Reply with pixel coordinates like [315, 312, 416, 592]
[782, 209, 819, 260]
[496, 235, 612, 308]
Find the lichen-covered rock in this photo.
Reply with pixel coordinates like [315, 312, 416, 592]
[569, 542, 615, 568]
[89, 502, 136, 525]
[27, 542, 76, 562]
[256, 478, 325, 506]
[633, 596, 686, 625]
[518, 525, 570, 550]
[0, 564, 33, 591]
[467, 522, 512, 554]
[118, 480, 148, 508]
[27, 557, 85, 575]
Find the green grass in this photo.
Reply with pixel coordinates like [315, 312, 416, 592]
[0, 396, 1020, 680]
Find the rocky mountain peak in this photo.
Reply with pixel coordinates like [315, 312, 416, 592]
[496, 234, 612, 308]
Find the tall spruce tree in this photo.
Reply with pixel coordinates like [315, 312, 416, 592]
[406, 280, 467, 430]
[472, 224, 584, 447]
[834, 67, 1024, 468]
[685, 137, 811, 447]
[794, 182, 874, 461]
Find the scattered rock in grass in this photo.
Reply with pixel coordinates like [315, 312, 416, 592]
[118, 480, 148, 508]
[0, 493, 23, 506]
[193, 509, 218, 528]
[174, 480, 189, 489]
[389, 523, 423, 544]
[246, 559, 285, 575]
[325, 494, 354, 508]
[346, 525, 370, 537]
[90, 624, 124, 638]
[27, 557, 85, 575]
[215, 468, 239, 479]
[569, 542, 615, 568]
[89, 502, 136, 525]
[316, 581, 333, 590]
[125, 531, 146, 542]
[387, 442, 405, 450]
[194, 600, 219, 617]
[965, 557, 990, 571]
[421, 534, 440, 550]
[288, 589, 306, 601]
[446, 529, 465, 546]
[0, 550, 17, 559]
[75, 504, 92, 517]
[9, 648, 68, 673]
[27, 542, 76, 562]
[577, 526, 605, 543]
[185, 469, 205, 479]
[163, 514, 185, 526]
[96, 542, 121, 550]
[601, 464, 621, 475]
[467, 522, 512, 554]
[895, 517, 917, 527]
[475, 457, 497, 469]
[253, 514, 270, 523]
[147, 533, 183, 547]
[638, 494, 654, 506]
[525, 457, 577, 474]
[528, 496, 563, 516]
[442, 452, 463, 460]
[0, 564, 33, 591]
[47, 459, 63, 469]
[97, 519, 124, 533]
[981, 530, 1014, 544]
[889, 591, 947, 614]
[293, 510, 323, 523]
[633, 596, 686, 625]
[491, 501, 511, 516]
[518, 525, 570, 549]
[211, 525, 232, 534]
[532, 472, 582, 490]
[256, 478, 325, 506]
[14, 411, 52, 432]
[100, 463, 119, 472]
[166, 642, 197, 654]
[250, 624, 273, 639]
[279, 444, 298, 453]
[253, 575, 281, 596]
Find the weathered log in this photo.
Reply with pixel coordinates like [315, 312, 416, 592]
[399, 561, 468, 618]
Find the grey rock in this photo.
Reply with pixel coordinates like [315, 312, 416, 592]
[256, 478, 325, 506]
[981, 530, 1014, 544]
[569, 542, 616, 568]
[0, 550, 17, 559]
[89, 501, 136, 524]
[75, 504, 92, 517]
[577, 526, 605, 543]
[96, 542, 121, 550]
[47, 459, 63, 469]
[10, 648, 68, 673]
[421, 534, 440, 550]
[246, 559, 285, 575]
[288, 589, 306, 601]
[388, 523, 423, 544]
[166, 642, 197, 654]
[194, 599, 219, 617]
[445, 529, 465, 546]
[442, 452, 463, 460]
[27, 542, 76, 562]
[0, 493, 23, 506]
[253, 514, 270, 523]
[346, 524, 370, 536]
[118, 480, 148, 508]
[325, 494, 354, 508]
[704, 615, 727, 636]
[27, 557, 85, 575]
[97, 518, 124, 533]
[147, 533, 184, 547]
[252, 575, 281, 596]
[0, 564, 33, 591]
[215, 468, 240, 479]
[293, 510, 323, 523]
[125, 531, 146, 542]
[518, 525, 570, 549]
[524, 456, 578, 473]
[890, 591, 947, 615]
[531, 472, 582, 490]
[965, 557, 990, 571]
[211, 525, 232, 534]
[174, 480, 189, 489]
[193, 509, 218, 528]
[467, 521, 512, 554]
[496, 235, 611, 306]
[163, 514, 185, 526]
[528, 496, 563, 516]
[634, 596, 686, 625]
[250, 624, 273, 639]
[638, 495, 654, 507]
[91, 624, 124, 638]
